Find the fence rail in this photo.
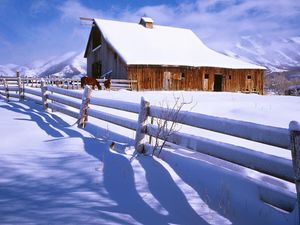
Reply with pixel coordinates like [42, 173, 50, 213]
[150, 106, 290, 149]
[0, 76, 138, 90]
[21, 77, 138, 90]
[0, 76, 299, 218]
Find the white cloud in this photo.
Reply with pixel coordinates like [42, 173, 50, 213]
[2, 0, 299, 66]
[30, 0, 49, 14]
[111, 0, 300, 52]
[58, 0, 104, 21]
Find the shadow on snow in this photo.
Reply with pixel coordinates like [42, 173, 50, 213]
[0, 100, 226, 225]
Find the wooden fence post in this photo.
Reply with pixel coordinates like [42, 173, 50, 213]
[41, 79, 48, 110]
[289, 120, 300, 221]
[148, 116, 154, 145]
[17, 77, 24, 100]
[135, 97, 150, 153]
[78, 85, 92, 128]
[3, 79, 9, 101]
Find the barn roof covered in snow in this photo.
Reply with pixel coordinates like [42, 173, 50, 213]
[89, 18, 265, 70]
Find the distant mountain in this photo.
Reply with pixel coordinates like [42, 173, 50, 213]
[0, 52, 86, 78]
[208, 35, 300, 94]
[221, 35, 300, 74]
[1, 35, 300, 81]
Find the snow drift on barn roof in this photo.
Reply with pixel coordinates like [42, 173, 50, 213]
[93, 18, 266, 70]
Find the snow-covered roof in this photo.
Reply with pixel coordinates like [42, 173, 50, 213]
[140, 17, 154, 23]
[93, 18, 266, 70]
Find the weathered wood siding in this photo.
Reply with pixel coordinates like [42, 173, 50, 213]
[200, 67, 264, 94]
[99, 41, 127, 79]
[86, 26, 127, 79]
[128, 66, 264, 94]
[128, 66, 203, 91]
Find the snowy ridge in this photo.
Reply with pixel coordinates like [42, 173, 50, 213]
[0, 34, 299, 77]
[0, 52, 87, 78]
[220, 35, 300, 73]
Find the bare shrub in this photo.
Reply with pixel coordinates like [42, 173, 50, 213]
[151, 95, 193, 157]
[265, 72, 300, 95]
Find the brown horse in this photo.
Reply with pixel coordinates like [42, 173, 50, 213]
[103, 78, 112, 90]
[81, 77, 101, 90]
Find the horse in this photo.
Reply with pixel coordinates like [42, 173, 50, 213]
[81, 77, 101, 90]
[103, 78, 112, 90]
[54, 80, 63, 87]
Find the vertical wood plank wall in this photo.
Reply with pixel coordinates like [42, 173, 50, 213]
[128, 66, 264, 94]
[86, 26, 127, 79]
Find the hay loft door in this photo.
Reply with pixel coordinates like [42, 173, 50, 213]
[213, 74, 223, 91]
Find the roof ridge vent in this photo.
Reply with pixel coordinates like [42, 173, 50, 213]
[139, 17, 154, 29]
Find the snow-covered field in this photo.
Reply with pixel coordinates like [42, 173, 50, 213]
[0, 91, 299, 225]
[91, 90, 300, 128]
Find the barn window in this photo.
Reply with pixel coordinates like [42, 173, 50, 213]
[173, 73, 185, 80]
[181, 73, 185, 80]
[205, 74, 209, 79]
[179, 73, 185, 80]
[247, 75, 252, 79]
[92, 26, 102, 50]
[114, 52, 117, 59]
[228, 75, 232, 80]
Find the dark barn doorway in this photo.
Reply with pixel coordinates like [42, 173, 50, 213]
[92, 62, 102, 79]
[214, 74, 223, 91]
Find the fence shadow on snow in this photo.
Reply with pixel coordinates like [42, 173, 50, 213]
[0, 77, 300, 225]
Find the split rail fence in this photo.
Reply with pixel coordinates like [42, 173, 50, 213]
[0, 77, 300, 220]
[18, 77, 138, 90]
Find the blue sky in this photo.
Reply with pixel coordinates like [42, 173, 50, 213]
[0, 0, 299, 65]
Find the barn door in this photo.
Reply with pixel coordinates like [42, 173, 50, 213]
[92, 62, 102, 78]
[214, 74, 223, 91]
[203, 73, 209, 91]
[163, 71, 171, 90]
[245, 75, 254, 91]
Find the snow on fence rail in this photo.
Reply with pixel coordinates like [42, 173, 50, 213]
[0, 77, 24, 101]
[20, 77, 138, 90]
[0, 76, 137, 102]
[0, 76, 138, 90]
[1, 77, 300, 217]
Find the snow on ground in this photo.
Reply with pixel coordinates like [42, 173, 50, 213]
[0, 91, 299, 225]
[90, 90, 300, 129]
[88, 91, 300, 160]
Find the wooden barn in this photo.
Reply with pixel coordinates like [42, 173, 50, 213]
[84, 17, 266, 94]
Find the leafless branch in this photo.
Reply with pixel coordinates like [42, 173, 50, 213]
[152, 95, 193, 157]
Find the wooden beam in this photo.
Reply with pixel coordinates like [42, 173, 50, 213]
[78, 86, 92, 128]
[135, 97, 150, 153]
[289, 120, 300, 221]
[80, 17, 94, 21]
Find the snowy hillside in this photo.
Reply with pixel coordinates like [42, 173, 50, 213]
[220, 35, 300, 73]
[1, 35, 300, 80]
[0, 52, 86, 78]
